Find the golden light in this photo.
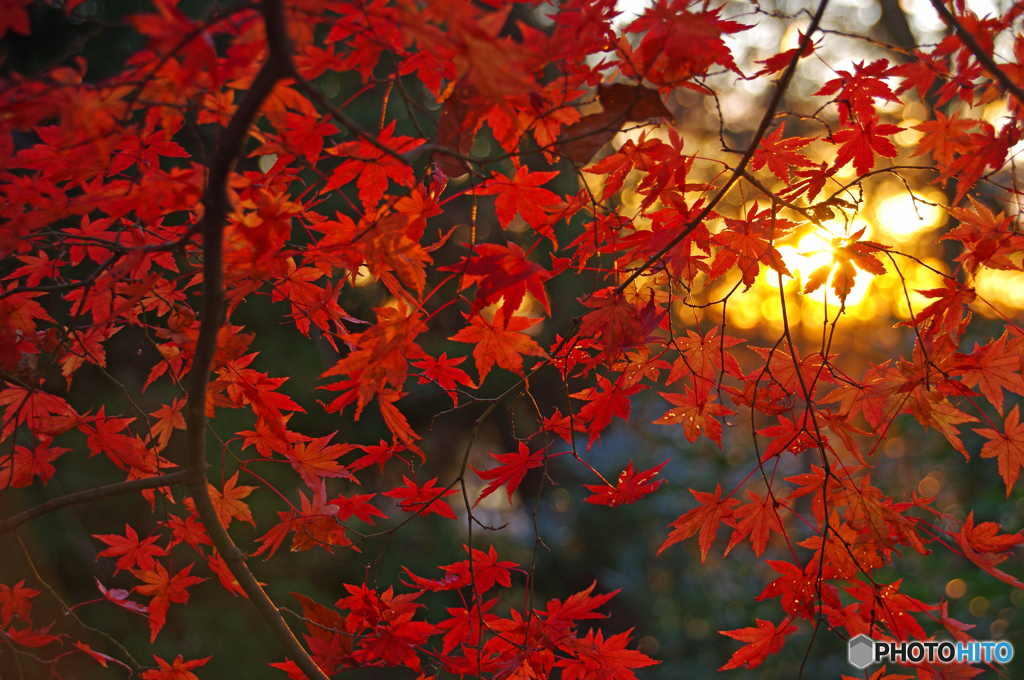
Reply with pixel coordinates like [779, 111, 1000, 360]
[983, 99, 1010, 127]
[897, 102, 927, 146]
[874, 192, 947, 243]
[780, 21, 810, 53]
[778, 228, 873, 308]
[973, 267, 1024, 315]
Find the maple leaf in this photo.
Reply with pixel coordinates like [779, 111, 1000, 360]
[955, 331, 1024, 415]
[912, 109, 976, 166]
[472, 442, 544, 507]
[437, 598, 499, 655]
[383, 477, 458, 519]
[554, 628, 659, 680]
[578, 288, 644, 361]
[803, 227, 889, 302]
[542, 581, 619, 633]
[955, 513, 1024, 588]
[148, 397, 186, 450]
[208, 472, 257, 528]
[472, 166, 561, 231]
[898, 278, 976, 340]
[974, 404, 1024, 496]
[583, 460, 668, 507]
[331, 492, 388, 524]
[756, 560, 841, 620]
[253, 482, 355, 558]
[286, 432, 356, 490]
[141, 655, 211, 680]
[750, 123, 814, 181]
[570, 374, 643, 448]
[4, 622, 59, 648]
[659, 484, 741, 561]
[449, 313, 547, 384]
[815, 59, 899, 124]
[94, 524, 168, 574]
[96, 579, 149, 616]
[844, 578, 935, 640]
[404, 545, 516, 594]
[74, 641, 127, 670]
[0, 384, 78, 440]
[325, 120, 424, 211]
[0, 440, 69, 488]
[455, 241, 552, 327]
[0, 580, 39, 626]
[831, 115, 901, 176]
[719, 618, 797, 670]
[412, 352, 476, 406]
[943, 196, 1024, 274]
[654, 389, 734, 447]
[132, 562, 207, 642]
[907, 389, 978, 460]
[348, 439, 405, 473]
[709, 201, 796, 289]
[724, 490, 785, 557]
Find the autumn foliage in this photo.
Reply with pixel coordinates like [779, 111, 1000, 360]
[1, 0, 1024, 678]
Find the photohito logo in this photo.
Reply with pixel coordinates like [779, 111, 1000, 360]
[848, 635, 1015, 669]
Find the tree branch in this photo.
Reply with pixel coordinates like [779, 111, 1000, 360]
[616, 0, 832, 295]
[181, 0, 329, 678]
[928, 0, 1024, 107]
[0, 471, 189, 537]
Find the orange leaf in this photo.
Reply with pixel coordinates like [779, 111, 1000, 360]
[659, 483, 740, 561]
[286, 433, 356, 490]
[449, 313, 546, 384]
[208, 472, 256, 528]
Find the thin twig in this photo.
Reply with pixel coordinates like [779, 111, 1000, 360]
[0, 471, 189, 537]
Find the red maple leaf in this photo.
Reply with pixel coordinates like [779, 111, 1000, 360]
[553, 628, 659, 680]
[0, 580, 39, 626]
[709, 202, 796, 289]
[570, 374, 644, 448]
[911, 109, 976, 166]
[141, 655, 211, 680]
[472, 442, 545, 506]
[583, 460, 668, 507]
[383, 477, 458, 519]
[654, 389, 734, 447]
[449, 313, 547, 384]
[207, 472, 257, 528]
[330, 492, 388, 524]
[132, 562, 207, 642]
[719, 618, 797, 670]
[325, 121, 424, 211]
[578, 288, 645, 361]
[974, 405, 1024, 497]
[0, 384, 78, 440]
[659, 483, 741, 561]
[412, 353, 476, 406]
[148, 397, 186, 451]
[756, 560, 841, 620]
[831, 115, 901, 176]
[456, 241, 552, 327]
[94, 524, 168, 574]
[723, 490, 785, 557]
[286, 432, 356, 490]
[750, 123, 815, 181]
[471, 166, 561, 230]
[0, 440, 69, 488]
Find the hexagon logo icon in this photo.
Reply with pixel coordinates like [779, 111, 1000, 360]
[848, 634, 875, 669]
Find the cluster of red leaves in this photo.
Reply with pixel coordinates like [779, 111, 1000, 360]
[2, 0, 1024, 677]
